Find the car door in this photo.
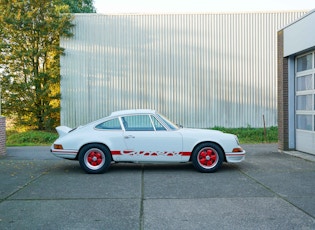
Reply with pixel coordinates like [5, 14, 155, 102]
[119, 114, 183, 162]
[94, 118, 127, 159]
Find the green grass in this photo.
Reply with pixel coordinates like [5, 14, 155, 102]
[6, 130, 58, 146]
[211, 126, 278, 144]
[5, 126, 278, 146]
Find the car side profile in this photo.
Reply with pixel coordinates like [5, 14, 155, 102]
[51, 109, 245, 173]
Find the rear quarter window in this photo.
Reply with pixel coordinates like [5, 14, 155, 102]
[95, 118, 122, 130]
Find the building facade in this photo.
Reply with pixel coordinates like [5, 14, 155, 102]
[60, 12, 306, 128]
[278, 9, 315, 155]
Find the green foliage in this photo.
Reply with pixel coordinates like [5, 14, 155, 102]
[62, 0, 96, 13]
[211, 126, 278, 144]
[0, 0, 74, 130]
[6, 130, 58, 146]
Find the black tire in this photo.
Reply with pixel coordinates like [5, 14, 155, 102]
[192, 143, 224, 173]
[78, 144, 111, 174]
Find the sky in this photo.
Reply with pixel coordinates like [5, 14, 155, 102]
[94, 0, 315, 14]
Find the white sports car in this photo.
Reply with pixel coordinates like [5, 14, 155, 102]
[51, 109, 245, 173]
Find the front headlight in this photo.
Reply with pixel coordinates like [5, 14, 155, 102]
[232, 147, 244, 152]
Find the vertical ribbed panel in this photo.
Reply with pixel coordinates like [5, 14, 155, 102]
[61, 12, 306, 128]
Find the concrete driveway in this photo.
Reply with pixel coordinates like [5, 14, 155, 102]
[0, 144, 314, 230]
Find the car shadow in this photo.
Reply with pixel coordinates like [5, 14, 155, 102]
[50, 161, 242, 174]
[109, 162, 241, 173]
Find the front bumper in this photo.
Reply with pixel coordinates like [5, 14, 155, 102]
[225, 150, 246, 163]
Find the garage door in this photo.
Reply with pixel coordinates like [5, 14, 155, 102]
[295, 51, 315, 155]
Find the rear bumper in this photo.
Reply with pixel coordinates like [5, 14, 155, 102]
[50, 148, 78, 160]
[225, 150, 246, 163]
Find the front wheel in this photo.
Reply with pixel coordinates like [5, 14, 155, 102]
[192, 143, 224, 173]
[79, 144, 111, 174]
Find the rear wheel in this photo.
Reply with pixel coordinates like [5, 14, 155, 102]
[192, 143, 223, 173]
[79, 144, 111, 174]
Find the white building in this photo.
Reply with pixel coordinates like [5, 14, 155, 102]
[278, 9, 315, 155]
[60, 11, 307, 128]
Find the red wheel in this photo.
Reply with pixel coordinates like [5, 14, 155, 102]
[86, 150, 105, 168]
[79, 144, 111, 174]
[197, 148, 218, 168]
[192, 143, 223, 173]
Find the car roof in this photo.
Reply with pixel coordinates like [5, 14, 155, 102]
[109, 109, 156, 117]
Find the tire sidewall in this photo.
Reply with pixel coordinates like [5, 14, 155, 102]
[192, 143, 223, 173]
[79, 144, 111, 174]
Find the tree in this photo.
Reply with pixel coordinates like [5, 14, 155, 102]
[0, 0, 74, 130]
[62, 0, 96, 13]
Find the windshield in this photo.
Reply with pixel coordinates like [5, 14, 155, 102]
[157, 114, 179, 130]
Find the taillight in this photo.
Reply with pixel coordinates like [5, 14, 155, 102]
[54, 144, 63, 150]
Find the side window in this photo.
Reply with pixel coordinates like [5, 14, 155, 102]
[122, 115, 154, 131]
[95, 118, 122, 130]
[151, 115, 166, 131]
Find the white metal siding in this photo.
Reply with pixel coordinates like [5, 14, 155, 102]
[61, 12, 307, 128]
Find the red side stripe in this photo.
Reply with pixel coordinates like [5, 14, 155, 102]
[111, 151, 121, 155]
[180, 152, 191, 156]
[111, 151, 191, 156]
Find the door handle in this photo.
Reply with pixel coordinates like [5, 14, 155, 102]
[124, 135, 135, 139]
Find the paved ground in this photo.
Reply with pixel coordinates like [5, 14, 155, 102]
[0, 144, 314, 230]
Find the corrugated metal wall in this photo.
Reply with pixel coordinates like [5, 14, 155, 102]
[61, 12, 306, 128]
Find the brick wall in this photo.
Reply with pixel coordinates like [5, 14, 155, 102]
[0, 116, 6, 155]
[277, 30, 289, 151]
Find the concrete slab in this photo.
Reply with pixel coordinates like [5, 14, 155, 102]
[10, 166, 142, 200]
[248, 171, 315, 197]
[0, 160, 61, 199]
[143, 198, 315, 230]
[286, 196, 315, 218]
[0, 199, 140, 230]
[143, 164, 274, 199]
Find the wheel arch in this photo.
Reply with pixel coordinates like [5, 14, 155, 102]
[76, 142, 113, 161]
[190, 141, 226, 162]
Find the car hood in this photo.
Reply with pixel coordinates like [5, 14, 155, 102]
[179, 128, 236, 142]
